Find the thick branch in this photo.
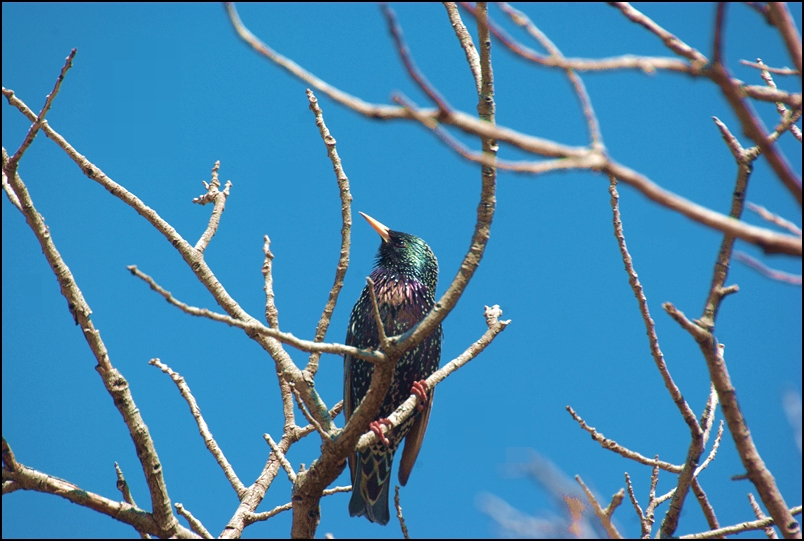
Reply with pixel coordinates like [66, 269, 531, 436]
[1, 151, 179, 534]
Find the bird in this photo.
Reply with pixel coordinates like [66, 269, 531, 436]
[344, 211, 442, 525]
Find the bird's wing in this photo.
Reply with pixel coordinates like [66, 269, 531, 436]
[397, 386, 435, 486]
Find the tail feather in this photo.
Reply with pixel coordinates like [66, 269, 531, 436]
[349, 447, 395, 525]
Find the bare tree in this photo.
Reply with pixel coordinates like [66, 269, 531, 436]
[2, 3, 800, 538]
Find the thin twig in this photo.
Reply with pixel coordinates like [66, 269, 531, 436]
[679, 505, 802, 539]
[356, 305, 509, 451]
[394, 486, 410, 539]
[366, 277, 388, 345]
[149, 358, 246, 497]
[625, 472, 647, 535]
[392, 93, 606, 173]
[126, 264, 385, 364]
[2, 443, 193, 537]
[7, 48, 77, 171]
[497, 2, 603, 148]
[381, 4, 453, 113]
[290, 384, 331, 441]
[575, 475, 623, 539]
[747, 492, 777, 539]
[735, 252, 802, 285]
[304, 88, 352, 376]
[708, 4, 801, 206]
[114, 463, 137, 508]
[443, 3, 481, 93]
[740, 59, 799, 76]
[644, 457, 661, 533]
[566, 406, 681, 472]
[609, 177, 701, 432]
[746, 202, 802, 237]
[262, 235, 280, 328]
[247, 486, 353, 523]
[193, 161, 232, 254]
[265, 434, 297, 483]
[690, 479, 720, 533]
[766, 3, 802, 76]
[175, 502, 212, 539]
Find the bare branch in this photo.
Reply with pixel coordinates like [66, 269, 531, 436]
[766, 3, 803, 76]
[290, 384, 333, 441]
[495, 2, 603, 148]
[304, 88, 353, 376]
[708, 4, 801, 206]
[356, 305, 509, 451]
[609, 176, 703, 433]
[611, 2, 708, 64]
[150, 358, 246, 497]
[664, 301, 800, 538]
[126, 264, 385, 364]
[246, 486, 352, 523]
[473, 2, 694, 75]
[114, 463, 138, 509]
[747, 492, 778, 539]
[747, 202, 802, 236]
[175, 502, 212, 539]
[690, 479, 720, 533]
[192, 160, 232, 254]
[7, 18, 799, 257]
[394, 486, 411, 540]
[679, 505, 803, 539]
[366, 277, 388, 346]
[754, 57, 804, 142]
[1, 440, 193, 538]
[0, 153, 179, 534]
[381, 4, 452, 112]
[644, 457, 661, 533]
[604, 161, 800, 256]
[0, 148, 22, 211]
[566, 405, 681, 473]
[264, 434, 297, 483]
[625, 472, 647, 534]
[444, 2, 481, 93]
[7, 48, 76, 171]
[575, 475, 623, 539]
[741, 59, 799, 75]
[262, 235, 281, 328]
[735, 251, 802, 285]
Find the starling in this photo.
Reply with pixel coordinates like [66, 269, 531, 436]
[344, 212, 442, 525]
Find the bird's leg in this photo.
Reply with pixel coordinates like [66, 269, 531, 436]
[369, 419, 394, 446]
[411, 380, 429, 412]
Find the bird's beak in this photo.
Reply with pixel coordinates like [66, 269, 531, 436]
[359, 212, 391, 243]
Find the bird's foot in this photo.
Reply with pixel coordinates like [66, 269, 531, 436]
[369, 418, 393, 446]
[411, 380, 429, 412]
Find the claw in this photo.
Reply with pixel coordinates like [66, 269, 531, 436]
[411, 379, 429, 412]
[369, 418, 393, 446]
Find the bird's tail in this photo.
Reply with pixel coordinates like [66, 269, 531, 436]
[349, 446, 395, 525]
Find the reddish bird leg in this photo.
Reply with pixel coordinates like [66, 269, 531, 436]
[369, 418, 394, 446]
[411, 380, 429, 412]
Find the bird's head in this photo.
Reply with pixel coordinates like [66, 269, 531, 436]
[360, 212, 438, 294]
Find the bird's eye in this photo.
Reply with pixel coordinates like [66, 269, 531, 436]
[394, 239, 405, 248]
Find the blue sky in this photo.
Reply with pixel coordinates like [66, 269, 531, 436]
[3, 3, 801, 539]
